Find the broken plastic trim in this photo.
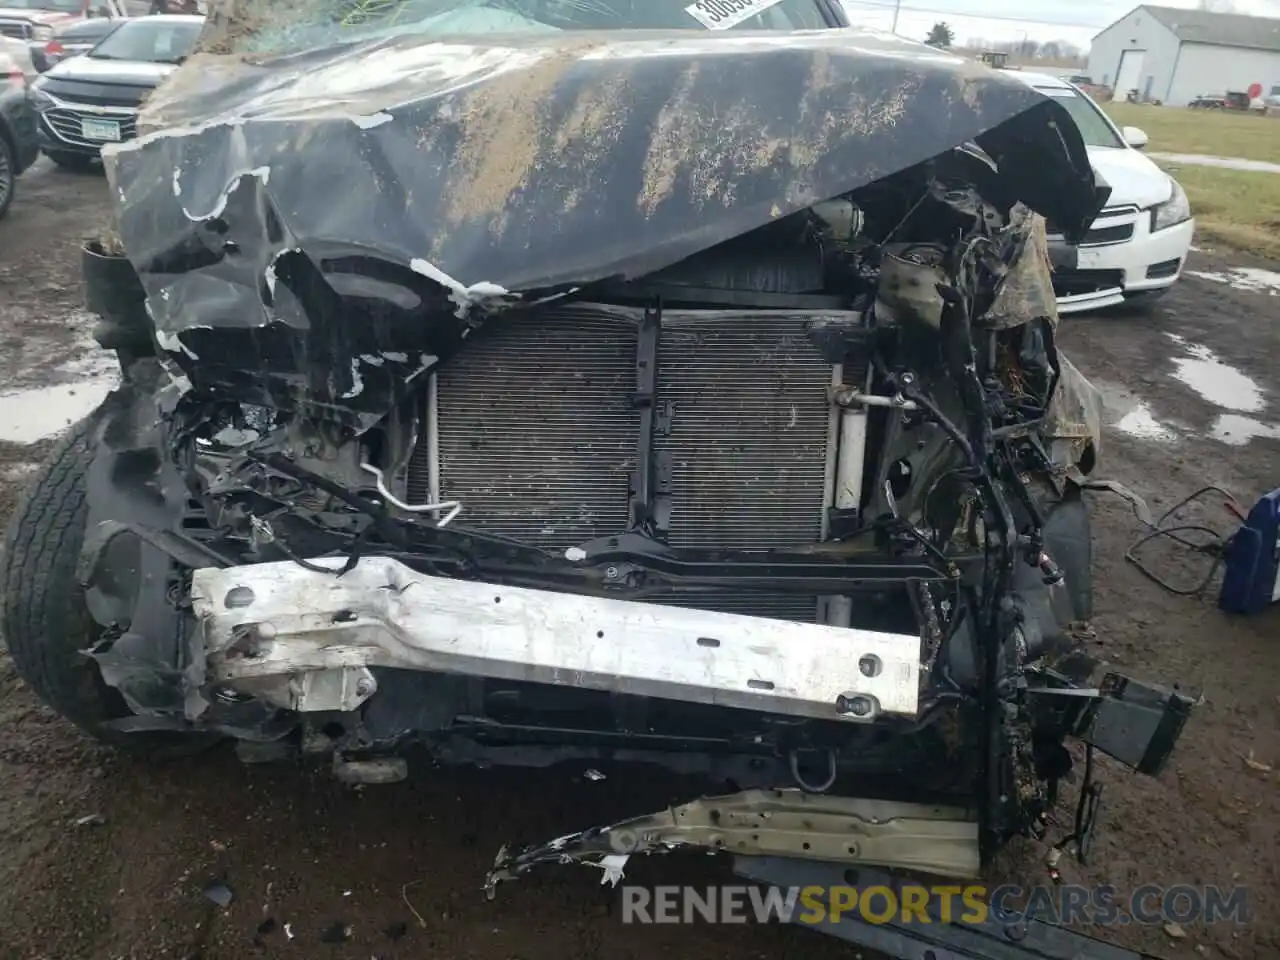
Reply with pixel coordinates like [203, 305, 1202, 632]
[189, 558, 922, 723]
[485, 789, 979, 895]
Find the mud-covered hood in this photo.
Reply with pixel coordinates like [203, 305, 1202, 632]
[102, 26, 1102, 424]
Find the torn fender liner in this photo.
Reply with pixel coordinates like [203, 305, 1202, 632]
[486, 790, 979, 894]
[103, 27, 1100, 422]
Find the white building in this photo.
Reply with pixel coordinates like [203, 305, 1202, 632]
[1087, 5, 1280, 106]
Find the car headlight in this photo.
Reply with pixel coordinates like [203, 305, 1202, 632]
[27, 77, 55, 109]
[1150, 178, 1191, 232]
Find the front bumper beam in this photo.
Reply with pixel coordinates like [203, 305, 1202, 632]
[190, 558, 923, 723]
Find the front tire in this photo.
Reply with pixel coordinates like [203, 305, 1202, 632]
[1, 418, 210, 757]
[0, 131, 15, 220]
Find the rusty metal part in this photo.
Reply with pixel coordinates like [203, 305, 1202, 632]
[485, 788, 980, 894]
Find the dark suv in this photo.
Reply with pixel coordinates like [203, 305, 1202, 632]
[0, 60, 39, 219]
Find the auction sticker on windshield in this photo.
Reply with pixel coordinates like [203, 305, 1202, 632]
[684, 0, 786, 30]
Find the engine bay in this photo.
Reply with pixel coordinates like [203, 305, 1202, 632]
[77, 142, 1189, 879]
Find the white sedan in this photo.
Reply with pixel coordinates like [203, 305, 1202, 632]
[1011, 71, 1195, 313]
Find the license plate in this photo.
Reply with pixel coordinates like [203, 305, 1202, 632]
[80, 117, 121, 142]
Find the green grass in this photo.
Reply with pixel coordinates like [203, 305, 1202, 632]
[1103, 102, 1280, 163]
[1158, 163, 1280, 260]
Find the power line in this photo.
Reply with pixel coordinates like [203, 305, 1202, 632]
[840, 0, 1107, 30]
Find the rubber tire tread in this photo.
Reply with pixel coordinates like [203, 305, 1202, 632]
[1, 418, 210, 756]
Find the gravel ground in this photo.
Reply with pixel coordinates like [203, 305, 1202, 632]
[1, 160, 1278, 960]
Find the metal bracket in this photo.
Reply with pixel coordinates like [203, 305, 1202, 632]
[486, 789, 979, 894]
[630, 300, 664, 533]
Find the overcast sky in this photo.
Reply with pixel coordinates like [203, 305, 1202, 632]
[838, 0, 1280, 50]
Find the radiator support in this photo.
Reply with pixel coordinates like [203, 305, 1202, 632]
[406, 303, 869, 623]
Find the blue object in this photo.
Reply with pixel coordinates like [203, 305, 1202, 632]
[1220, 488, 1280, 616]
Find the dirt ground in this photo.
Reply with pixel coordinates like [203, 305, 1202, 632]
[1, 161, 1277, 960]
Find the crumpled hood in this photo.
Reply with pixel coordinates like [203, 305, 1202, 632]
[101, 25, 1102, 425]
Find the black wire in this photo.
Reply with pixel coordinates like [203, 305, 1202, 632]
[1053, 743, 1101, 865]
[1123, 485, 1239, 597]
[272, 536, 345, 575]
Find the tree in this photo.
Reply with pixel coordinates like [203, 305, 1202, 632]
[925, 22, 955, 48]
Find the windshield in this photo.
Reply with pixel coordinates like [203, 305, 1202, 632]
[90, 18, 202, 62]
[1035, 86, 1124, 149]
[228, 0, 832, 57]
[1, 0, 84, 9]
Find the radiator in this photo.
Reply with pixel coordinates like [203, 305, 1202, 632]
[406, 304, 840, 621]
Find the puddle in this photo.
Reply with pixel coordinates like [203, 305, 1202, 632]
[0, 378, 118, 444]
[1115, 403, 1179, 441]
[1166, 335, 1265, 413]
[1210, 414, 1280, 446]
[1095, 379, 1181, 442]
[1186, 267, 1280, 296]
[1094, 336, 1278, 446]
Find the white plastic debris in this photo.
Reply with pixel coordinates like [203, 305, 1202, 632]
[409, 257, 511, 318]
[584, 769, 606, 782]
[589, 854, 630, 887]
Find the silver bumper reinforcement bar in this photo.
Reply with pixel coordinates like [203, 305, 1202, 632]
[190, 558, 922, 722]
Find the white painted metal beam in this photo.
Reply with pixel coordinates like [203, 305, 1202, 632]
[191, 558, 922, 722]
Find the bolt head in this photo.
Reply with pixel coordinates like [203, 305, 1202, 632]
[836, 694, 874, 717]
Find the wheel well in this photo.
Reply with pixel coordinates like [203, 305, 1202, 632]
[0, 117, 16, 170]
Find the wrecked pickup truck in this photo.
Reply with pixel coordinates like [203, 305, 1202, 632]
[1, 1, 1194, 956]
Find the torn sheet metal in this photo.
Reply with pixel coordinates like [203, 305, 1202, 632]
[102, 19, 1099, 426]
[485, 789, 980, 894]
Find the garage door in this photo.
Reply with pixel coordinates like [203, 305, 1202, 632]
[1115, 49, 1145, 95]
